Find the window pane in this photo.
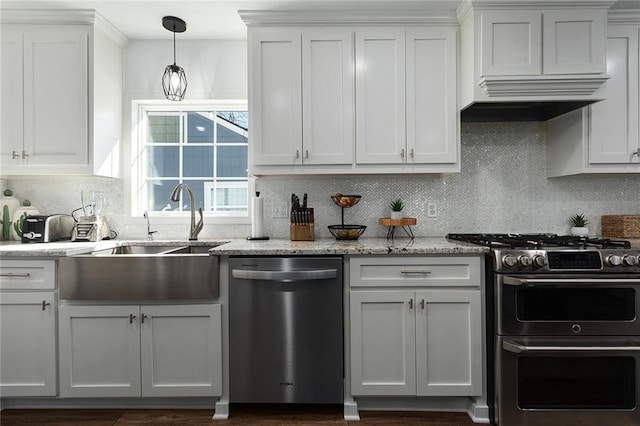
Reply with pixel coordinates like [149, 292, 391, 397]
[217, 123, 248, 144]
[182, 180, 207, 210]
[217, 146, 248, 177]
[148, 115, 179, 143]
[217, 111, 248, 129]
[147, 146, 179, 177]
[215, 185, 248, 212]
[186, 112, 214, 144]
[183, 146, 213, 177]
[147, 180, 179, 211]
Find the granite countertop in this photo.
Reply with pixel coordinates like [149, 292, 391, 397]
[208, 237, 489, 256]
[0, 237, 488, 257]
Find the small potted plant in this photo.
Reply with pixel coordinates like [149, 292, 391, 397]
[389, 198, 404, 220]
[569, 213, 590, 236]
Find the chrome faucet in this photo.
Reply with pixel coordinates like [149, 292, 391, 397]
[143, 210, 157, 240]
[170, 183, 204, 241]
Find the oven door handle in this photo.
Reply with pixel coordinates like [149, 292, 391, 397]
[503, 339, 640, 354]
[503, 276, 640, 286]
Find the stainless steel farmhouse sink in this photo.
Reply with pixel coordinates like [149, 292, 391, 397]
[59, 243, 224, 300]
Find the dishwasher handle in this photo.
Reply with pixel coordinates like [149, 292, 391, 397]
[232, 268, 338, 282]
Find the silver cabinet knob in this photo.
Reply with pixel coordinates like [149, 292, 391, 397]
[502, 255, 517, 267]
[622, 255, 638, 267]
[532, 255, 547, 268]
[606, 255, 622, 267]
[518, 256, 532, 267]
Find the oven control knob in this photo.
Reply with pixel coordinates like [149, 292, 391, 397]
[622, 255, 639, 267]
[606, 255, 622, 267]
[502, 254, 517, 268]
[518, 255, 532, 267]
[532, 255, 547, 268]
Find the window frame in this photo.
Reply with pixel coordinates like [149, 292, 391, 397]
[131, 99, 252, 225]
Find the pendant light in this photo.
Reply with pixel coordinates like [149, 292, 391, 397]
[162, 16, 187, 101]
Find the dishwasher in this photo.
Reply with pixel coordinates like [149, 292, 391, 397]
[229, 256, 343, 404]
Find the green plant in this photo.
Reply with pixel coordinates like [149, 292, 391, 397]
[389, 199, 404, 212]
[22, 199, 31, 206]
[13, 211, 28, 236]
[3, 189, 12, 197]
[569, 213, 589, 227]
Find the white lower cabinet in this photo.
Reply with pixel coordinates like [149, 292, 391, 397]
[0, 259, 57, 397]
[350, 289, 482, 396]
[0, 292, 57, 397]
[59, 304, 222, 398]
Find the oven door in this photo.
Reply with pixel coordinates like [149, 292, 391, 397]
[496, 336, 640, 426]
[498, 275, 640, 336]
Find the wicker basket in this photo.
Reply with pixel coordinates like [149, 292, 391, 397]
[601, 215, 640, 238]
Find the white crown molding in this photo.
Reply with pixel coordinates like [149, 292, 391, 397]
[1, 9, 128, 46]
[608, 10, 640, 24]
[479, 75, 610, 97]
[238, 10, 459, 26]
[459, 0, 616, 10]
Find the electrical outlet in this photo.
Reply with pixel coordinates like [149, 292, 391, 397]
[427, 202, 438, 218]
[272, 202, 288, 218]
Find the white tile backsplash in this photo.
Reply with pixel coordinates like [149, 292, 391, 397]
[6, 122, 640, 240]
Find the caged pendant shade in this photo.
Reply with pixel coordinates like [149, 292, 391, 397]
[162, 16, 187, 101]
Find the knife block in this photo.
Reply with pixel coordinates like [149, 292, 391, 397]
[290, 208, 314, 241]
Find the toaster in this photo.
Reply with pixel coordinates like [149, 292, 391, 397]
[21, 214, 75, 243]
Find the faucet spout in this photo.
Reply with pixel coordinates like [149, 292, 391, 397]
[170, 183, 204, 241]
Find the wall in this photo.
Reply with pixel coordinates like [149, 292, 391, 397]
[3, 38, 639, 240]
[5, 121, 640, 240]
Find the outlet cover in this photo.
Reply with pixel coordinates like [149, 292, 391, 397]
[272, 202, 288, 218]
[427, 202, 438, 218]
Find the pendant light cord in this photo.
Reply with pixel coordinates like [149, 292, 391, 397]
[173, 26, 177, 65]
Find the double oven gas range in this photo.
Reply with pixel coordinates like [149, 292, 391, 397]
[447, 234, 640, 426]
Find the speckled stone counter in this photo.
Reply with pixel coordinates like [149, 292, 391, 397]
[0, 237, 488, 257]
[208, 238, 489, 256]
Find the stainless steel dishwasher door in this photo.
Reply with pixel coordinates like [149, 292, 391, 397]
[229, 256, 343, 404]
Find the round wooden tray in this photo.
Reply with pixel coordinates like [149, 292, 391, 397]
[378, 217, 417, 226]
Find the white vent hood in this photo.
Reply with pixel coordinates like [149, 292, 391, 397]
[457, 0, 616, 121]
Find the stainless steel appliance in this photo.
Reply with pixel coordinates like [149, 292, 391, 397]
[71, 190, 111, 242]
[21, 214, 75, 243]
[229, 256, 343, 404]
[447, 234, 640, 426]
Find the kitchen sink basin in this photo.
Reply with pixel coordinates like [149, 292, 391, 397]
[59, 243, 225, 300]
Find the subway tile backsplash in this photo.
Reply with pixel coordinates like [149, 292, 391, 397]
[5, 122, 640, 240]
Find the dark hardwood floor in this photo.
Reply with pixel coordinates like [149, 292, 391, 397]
[0, 405, 476, 425]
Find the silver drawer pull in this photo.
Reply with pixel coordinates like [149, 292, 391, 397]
[41, 300, 50, 311]
[0, 272, 31, 278]
[400, 270, 431, 275]
[503, 339, 640, 354]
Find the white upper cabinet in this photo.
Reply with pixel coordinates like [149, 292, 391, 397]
[249, 30, 302, 166]
[458, 0, 613, 108]
[242, 11, 460, 175]
[303, 29, 354, 165]
[355, 29, 406, 165]
[547, 11, 640, 176]
[249, 28, 353, 169]
[0, 10, 126, 177]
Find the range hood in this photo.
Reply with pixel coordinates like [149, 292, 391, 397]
[457, 0, 614, 122]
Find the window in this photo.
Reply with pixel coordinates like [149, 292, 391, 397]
[132, 102, 249, 221]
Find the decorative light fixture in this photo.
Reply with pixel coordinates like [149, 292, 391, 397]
[162, 16, 187, 101]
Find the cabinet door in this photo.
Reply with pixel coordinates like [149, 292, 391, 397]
[355, 29, 406, 164]
[406, 28, 458, 164]
[415, 290, 482, 396]
[141, 304, 222, 397]
[59, 305, 141, 397]
[302, 29, 354, 165]
[542, 10, 606, 75]
[0, 27, 24, 165]
[350, 290, 416, 395]
[481, 10, 542, 76]
[589, 26, 640, 164]
[249, 29, 302, 166]
[23, 26, 88, 166]
[0, 292, 56, 397]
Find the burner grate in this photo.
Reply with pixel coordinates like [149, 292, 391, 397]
[446, 233, 631, 249]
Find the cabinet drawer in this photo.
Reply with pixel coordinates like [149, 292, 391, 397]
[350, 256, 481, 287]
[0, 260, 56, 290]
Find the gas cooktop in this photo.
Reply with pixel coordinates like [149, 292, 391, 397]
[446, 233, 632, 250]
